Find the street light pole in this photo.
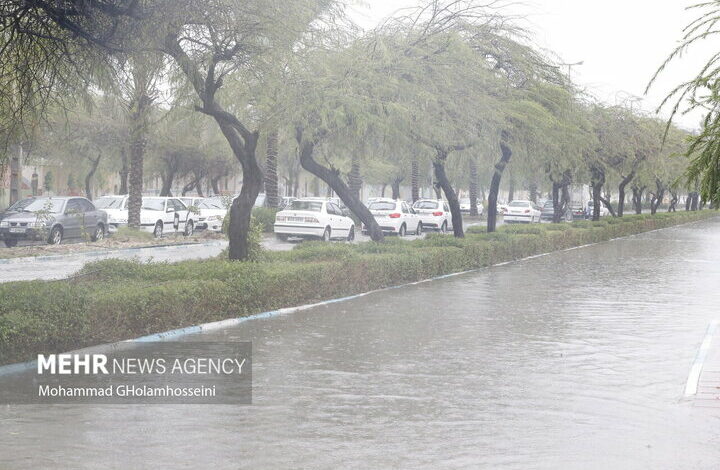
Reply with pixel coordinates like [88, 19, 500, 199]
[559, 60, 584, 82]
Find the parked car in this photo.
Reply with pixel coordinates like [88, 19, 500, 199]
[459, 198, 484, 216]
[497, 202, 509, 215]
[0, 196, 107, 246]
[569, 203, 586, 220]
[302, 196, 350, 216]
[539, 200, 573, 222]
[279, 197, 297, 209]
[195, 199, 227, 232]
[585, 200, 610, 218]
[94, 195, 128, 233]
[255, 193, 266, 207]
[504, 200, 542, 224]
[412, 199, 454, 232]
[274, 198, 355, 241]
[363, 198, 422, 237]
[139, 197, 196, 238]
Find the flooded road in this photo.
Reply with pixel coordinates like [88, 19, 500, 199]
[2, 218, 720, 469]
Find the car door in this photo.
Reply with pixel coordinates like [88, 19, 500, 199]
[444, 202, 452, 229]
[78, 199, 99, 234]
[330, 202, 350, 234]
[62, 199, 83, 239]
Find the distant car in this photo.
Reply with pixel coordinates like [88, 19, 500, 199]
[139, 197, 196, 238]
[585, 200, 610, 218]
[504, 200, 542, 224]
[94, 195, 128, 233]
[497, 203, 509, 215]
[412, 199, 453, 232]
[569, 203, 586, 220]
[0, 196, 107, 246]
[255, 193, 267, 207]
[363, 198, 422, 237]
[195, 199, 227, 232]
[459, 198, 484, 215]
[540, 200, 573, 222]
[274, 198, 355, 242]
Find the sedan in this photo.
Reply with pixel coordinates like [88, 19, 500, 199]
[0, 196, 107, 246]
[139, 197, 196, 238]
[412, 199, 453, 232]
[196, 199, 228, 232]
[504, 200, 542, 224]
[363, 198, 422, 236]
[94, 195, 128, 233]
[274, 199, 355, 241]
[540, 200, 573, 222]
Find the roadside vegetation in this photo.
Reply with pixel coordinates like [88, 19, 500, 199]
[0, 211, 714, 365]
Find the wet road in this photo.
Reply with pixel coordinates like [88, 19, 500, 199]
[2, 218, 720, 469]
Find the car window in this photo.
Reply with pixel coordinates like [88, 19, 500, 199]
[368, 201, 396, 211]
[331, 203, 344, 215]
[401, 203, 409, 214]
[444, 203, 450, 212]
[509, 201, 530, 208]
[23, 198, 65, 214]
[79, 199, 95, 212]
[198, 201, 224, 210]
[66, 199, 83, 213]
[414, 201, 439, 210]
[289, 200, 322, 212]
[142, 198, 165, 211]
[94, 197, 125, 209]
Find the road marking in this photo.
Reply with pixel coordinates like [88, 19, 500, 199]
[684, 320, 719, 397]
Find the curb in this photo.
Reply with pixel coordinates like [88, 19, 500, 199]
[0, 241, 226, 265]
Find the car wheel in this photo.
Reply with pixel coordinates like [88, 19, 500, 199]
[184, 220, 194, 236]
[4, 239, 17, 248]
[347, 225, 355, 242]
[48, 225, 63, 245]
[322, 227, 331, 242]
[91, 224, 104, 242]
[153, 221, 163, 239]
[440, 221, 448, 233]
[416, 222, 423, 236]
[398, 224, 407, 237]
[276, 233, 289, 241]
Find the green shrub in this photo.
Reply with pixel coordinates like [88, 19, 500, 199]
[252, 207, 280, 232]
[113, 226, 155, 241]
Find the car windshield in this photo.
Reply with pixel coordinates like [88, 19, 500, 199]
[141, 198, 166, 211]
[543, 201, 554, 208]
[198, 200, 224, 210]
[415, 201, 439, 209]
[7, 198, 35, 211]
[509, 201, 530, 207]
[368, 201, 396, 211]
[94, 197, 127, 209]
[23, 198, 65, 213]
[289, 200, 322, 212]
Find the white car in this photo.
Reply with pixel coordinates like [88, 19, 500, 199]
[139, 197, 196, 237]
[459, 198, 484, 215]
[364, 198, 422, 237]
[412, 199, 454, 232]
[504, 200, 542, 224]
[94, 195, 128, 233]
[195, 199, 227, 232]
[274, 198, 355, 241]
[585, 200, 610, 218]
[179, 197, 204, 211]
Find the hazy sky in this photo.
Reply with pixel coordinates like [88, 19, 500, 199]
[353, 0, 715, 130]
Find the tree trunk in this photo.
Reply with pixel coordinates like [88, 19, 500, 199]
[160, 168, 176, 197]
[264, 130, 279, 208]
[349, 154, 362, 201]
[297, 129, 383, 242]
[507, 176, 515, 203]
[380, 183, 387, 198]
[391, 177, 403, 200]
[433, 183, 442, 199]
[691, 192, 699, 211]
[127, 94, 150, 228]
[434, 150, 463, 237]
[487, 132, 512, 233]
[411, 156, 420, 203]
[528, 182, 538, 204]
[669, 192, 678, 212]
[590, 165, 605, 221]
[632, 186, 644, 214]
[617, 171, 635, 218]
[211, 176, 222, 196]
[469, 159, 478, 217]
[85, 152, 102, 200]
[119, 147, 129, 195]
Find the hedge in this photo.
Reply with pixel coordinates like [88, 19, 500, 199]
[0, 210, 716, 365]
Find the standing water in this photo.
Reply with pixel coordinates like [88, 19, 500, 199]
[2, 218, 720, 469]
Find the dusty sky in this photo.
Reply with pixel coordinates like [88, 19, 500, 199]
[352, 0, 716, 130]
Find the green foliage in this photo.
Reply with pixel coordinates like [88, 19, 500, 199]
[114, 226, 155, 241]
[252, 207, 279, 232]
[221, 211, 264, 262]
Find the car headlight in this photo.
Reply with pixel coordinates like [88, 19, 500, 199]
[0, 221, 8, 228]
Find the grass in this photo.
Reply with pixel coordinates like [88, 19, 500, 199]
[0, 210, 716, 365]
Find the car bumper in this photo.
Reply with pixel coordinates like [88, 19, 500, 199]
[0, 227, 46, 241]
[274, 223, 325, 238]
[504, 214, 534, 223]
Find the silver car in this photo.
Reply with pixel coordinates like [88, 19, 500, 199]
[0, 197, 108, 247]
